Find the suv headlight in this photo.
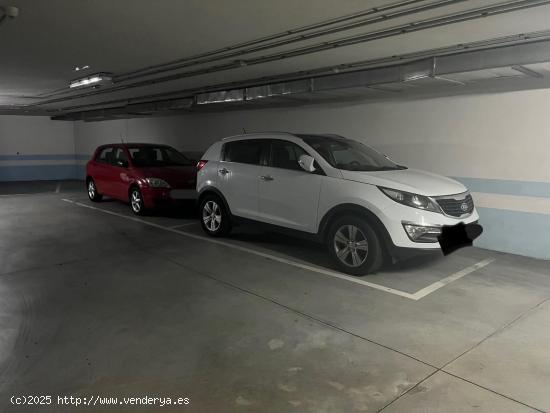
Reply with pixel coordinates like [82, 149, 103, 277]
[379, 187, 441, 213]
[145, 178, 170, 188]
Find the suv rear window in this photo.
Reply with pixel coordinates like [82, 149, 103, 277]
[223, 140, 265, 165]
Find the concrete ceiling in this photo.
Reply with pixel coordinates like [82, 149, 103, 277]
[2, 0, 550, 118]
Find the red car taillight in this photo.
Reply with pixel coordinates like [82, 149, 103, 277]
[196, 160, 208, 171]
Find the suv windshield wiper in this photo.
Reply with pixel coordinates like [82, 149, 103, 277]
[378, 165, 407, 171]
[339, 164, 406, 171]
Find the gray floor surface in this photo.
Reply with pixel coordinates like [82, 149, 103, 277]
[1, 181, 549, 412]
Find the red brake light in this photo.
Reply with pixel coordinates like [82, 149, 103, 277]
[196, 160, 208, 171]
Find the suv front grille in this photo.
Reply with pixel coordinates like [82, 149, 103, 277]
[436, 193, 474, 217]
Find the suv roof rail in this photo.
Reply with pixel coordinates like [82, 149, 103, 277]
[220, 132, 349, 141]
[221, 131, 296, 141]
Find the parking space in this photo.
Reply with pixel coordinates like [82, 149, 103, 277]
[2, 191, 548, 411]
[60, 193, 497, 300]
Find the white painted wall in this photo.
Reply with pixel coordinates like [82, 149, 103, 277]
[0, 116, 76, 181]
[73, 117, 208, 156]
[0, 115, 74, 156]
[74, 88, 550, 183]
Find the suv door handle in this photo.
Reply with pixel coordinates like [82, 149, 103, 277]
[260, 175, 274, 181]
[218, 168, 229, 175]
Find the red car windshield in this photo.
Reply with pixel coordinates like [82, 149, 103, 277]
[128, 146, 192, 167]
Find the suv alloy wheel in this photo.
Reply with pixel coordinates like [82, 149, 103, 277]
[200, 195, 231, 237]
[327, 216, 383, 275]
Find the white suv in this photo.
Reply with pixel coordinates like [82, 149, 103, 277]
[196, 133, 479, 275]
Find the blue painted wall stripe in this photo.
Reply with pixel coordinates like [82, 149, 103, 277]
[0, 165, 80, 181]
[0, 162, 548, 261]
[475, 207, 550, 260]
[453, 176, 550, 199]
[75, 165, 86, 179]
[0, 161, 548, 198]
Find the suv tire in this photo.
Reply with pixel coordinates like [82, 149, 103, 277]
[200, 194, 231, 237]
[327, 216, 383, 276]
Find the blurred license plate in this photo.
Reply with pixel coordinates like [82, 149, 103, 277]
[170, 189, 197, 200]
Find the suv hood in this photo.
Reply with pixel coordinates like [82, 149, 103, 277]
[340, 168, 467, 196]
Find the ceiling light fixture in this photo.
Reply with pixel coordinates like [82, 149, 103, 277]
[69, 72, 112, 88]
[74, 65, 90, 72]
[0, 6, 19, 25]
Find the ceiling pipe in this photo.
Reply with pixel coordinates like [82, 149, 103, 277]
[116, 0, 467, 82]
[50, 36, 550, 120]
[37, 28, 550, 116]
[117, 0, 428, 80]
[20, 0, 550, 109]
[18, 0, 462, 102]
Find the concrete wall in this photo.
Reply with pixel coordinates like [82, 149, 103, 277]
[0, 116, 76, 181]
[33, 88, 550, 259]
[74, 89, 550, 180]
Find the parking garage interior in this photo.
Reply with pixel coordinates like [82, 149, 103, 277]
[2, 1, 550, 412]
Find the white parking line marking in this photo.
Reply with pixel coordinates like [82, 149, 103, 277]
[410, 258, 495, 300]
[170, 222, 199, 229]
[0, 193, 35, 197]
[62, 198, 494, 300]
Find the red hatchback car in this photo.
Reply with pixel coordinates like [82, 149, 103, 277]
[86, 143, 197, 214]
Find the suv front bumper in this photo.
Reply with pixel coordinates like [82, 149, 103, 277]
[378, 203, 480, 251]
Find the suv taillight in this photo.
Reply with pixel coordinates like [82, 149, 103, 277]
[196, 160, 208, 171]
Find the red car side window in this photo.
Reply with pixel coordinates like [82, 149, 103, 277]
[95, 147, 114, 164]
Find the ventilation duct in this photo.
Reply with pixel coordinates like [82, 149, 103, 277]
[193, 38, 550, 107]
[50, 36, 550, 120]
[52, 98, 193, 121]
[196, 89, 244, 105]
[246, 79, 311, 100]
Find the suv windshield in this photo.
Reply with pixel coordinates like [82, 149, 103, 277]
[300, 135, 406, 172]
[128, 146, 192, 167]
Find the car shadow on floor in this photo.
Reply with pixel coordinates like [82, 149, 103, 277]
[224, 227, 445, 275]
[98, 198, 199, 219]
[85, 196, 447, 276]
[148, 202, 198, 219]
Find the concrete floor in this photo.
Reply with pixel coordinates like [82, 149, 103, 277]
[1, 181, 550, 412]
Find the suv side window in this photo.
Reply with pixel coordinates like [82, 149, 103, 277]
[96, 147, 114, 164]
[223, 140, 266, 165]
[269, 140, 308, 171]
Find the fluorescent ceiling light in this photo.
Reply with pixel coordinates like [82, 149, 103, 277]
[196, 90, 244, 105]
[69, 72, 112, 88]
[403, 72, 430, 82]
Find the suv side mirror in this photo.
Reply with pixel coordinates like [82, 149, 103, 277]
[298, 154, 316, 173]
[117, 159, 129, 168]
